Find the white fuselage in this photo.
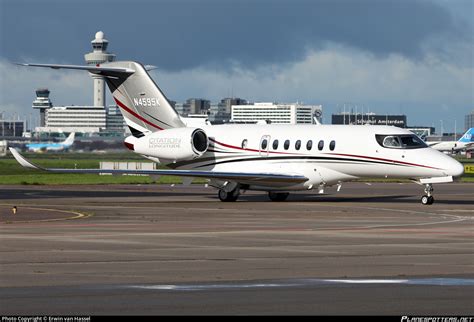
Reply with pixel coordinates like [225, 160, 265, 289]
[147, 124, 464, 191]
[26, 143, 70, 152]
[18, 60, 465, 203]
[429, 141, 471, 152]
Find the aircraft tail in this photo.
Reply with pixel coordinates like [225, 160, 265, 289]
[18, 62, 185, 135]
[63, 132, 75, 146]
[458, 128, 474, 143]
[104, 61, 185, 134]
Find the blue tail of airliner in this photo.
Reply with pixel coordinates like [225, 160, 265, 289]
[458, 128, 474, 143]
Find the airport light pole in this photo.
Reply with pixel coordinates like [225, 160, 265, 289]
[454, 119, 457, 140]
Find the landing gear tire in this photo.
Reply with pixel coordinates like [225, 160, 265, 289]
[421, 183, 435, 205]
[421, 195, 434, 205]
[218, 188, 240, 202]
[268, 192, 289, 202]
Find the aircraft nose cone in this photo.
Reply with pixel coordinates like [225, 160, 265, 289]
[448, 160, 464, 177]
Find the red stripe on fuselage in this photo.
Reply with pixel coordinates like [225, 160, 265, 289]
[114, 97, 163, 130]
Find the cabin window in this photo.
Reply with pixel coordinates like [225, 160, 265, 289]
[400, 135, 427, 148]
[329, 140, 336, 151]
[284, 140, 290, 150]
[295, 140, 301, 150]
[375, 134, 427, 149]
[318, 140, 324, 151]
[272, 139, 279, 150]
[306, 140, 313, 150]
[261, 139, 268, 150]
[241, 139, 248, 149]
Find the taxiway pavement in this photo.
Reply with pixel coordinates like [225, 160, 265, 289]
[1, 183, 473, 315]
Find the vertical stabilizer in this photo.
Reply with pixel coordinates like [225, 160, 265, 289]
[458, 128, 474, 143]
[18, 61, 185, 135]
[63, 132, 75, 146]
[103, 61, 185, 134]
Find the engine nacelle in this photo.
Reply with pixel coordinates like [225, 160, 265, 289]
[125, 127, 208, 161]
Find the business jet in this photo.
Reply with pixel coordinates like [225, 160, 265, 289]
[10, 61, 464, 205]
[427, 128, 474, 153]
[26, 132, 75, 152]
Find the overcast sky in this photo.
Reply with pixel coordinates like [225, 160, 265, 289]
[0, 0, 473, 132]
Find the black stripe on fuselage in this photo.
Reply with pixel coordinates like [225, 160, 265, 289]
[207, 149, 235, 154]
[170, 154, 407, 169]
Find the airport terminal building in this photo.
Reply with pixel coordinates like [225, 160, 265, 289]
[231, 102, 322, 124]
[332, 113, 407, 127]
[36, 105, 125, 135]
[0, 119, 25, 137]
[466, 110, 474, 130]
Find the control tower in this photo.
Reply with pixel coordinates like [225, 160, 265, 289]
[32, 88, 53, 127]
[84, 31, 116, 107]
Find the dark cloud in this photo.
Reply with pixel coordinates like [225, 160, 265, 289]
[0, 0, 465, 71]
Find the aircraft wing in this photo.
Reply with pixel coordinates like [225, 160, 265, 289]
[9, 148, 307, 186]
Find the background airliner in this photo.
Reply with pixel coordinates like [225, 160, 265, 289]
[26, 132, 75, 152]
[427, 128, 474, 153]
[11, 61, 464, 205]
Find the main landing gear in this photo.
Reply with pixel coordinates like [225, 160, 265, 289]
[218, 188, 240, 202]
[421, 183, 434, 205]
[218, 189, 290, 202]
[268, 192, 289, 202]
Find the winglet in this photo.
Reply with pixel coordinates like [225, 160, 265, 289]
[9, 147, 44, 170]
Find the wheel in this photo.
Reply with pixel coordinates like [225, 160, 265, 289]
[218, 188, 239, 202]
[427, 196, 434, 205]
[268, 192, 289, 202]
[421, 195, 433, 205]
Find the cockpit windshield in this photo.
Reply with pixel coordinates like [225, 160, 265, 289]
[375, 134, 428, 149]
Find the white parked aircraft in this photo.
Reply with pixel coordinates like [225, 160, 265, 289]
[427, 128, 474, 153]
[11, 61, 464, 205]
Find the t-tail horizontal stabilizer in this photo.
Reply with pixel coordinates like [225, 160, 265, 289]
[16, 63, 135, 76]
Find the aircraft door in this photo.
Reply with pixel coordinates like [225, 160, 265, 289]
[259, 135, 271, 157]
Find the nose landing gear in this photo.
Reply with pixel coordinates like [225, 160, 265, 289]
[421, 183, 434, 205]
